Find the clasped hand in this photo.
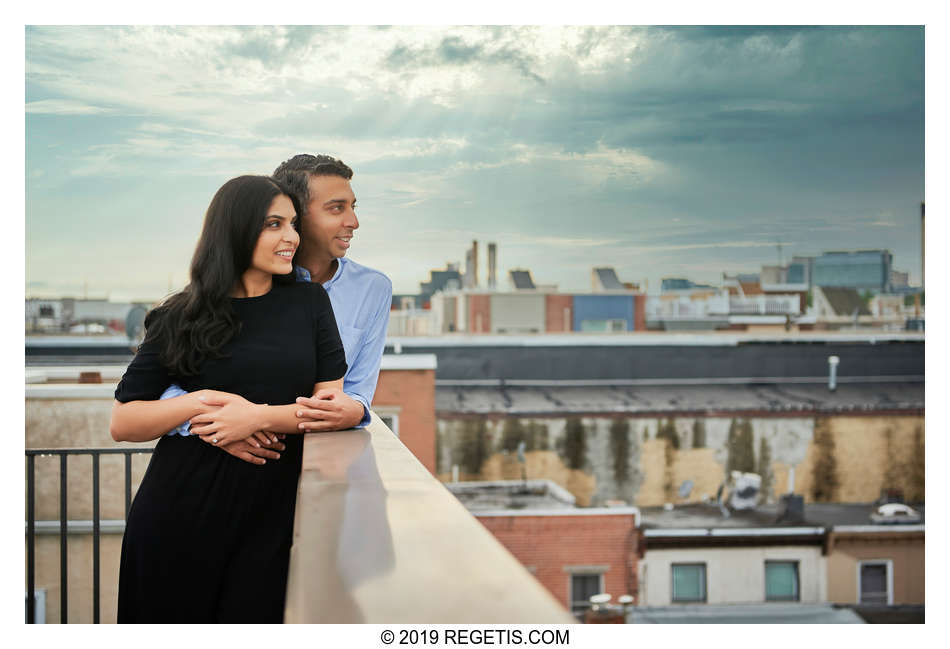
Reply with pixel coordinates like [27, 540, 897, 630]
[294, 388, 365, 431]
[190, 391, 275, 447]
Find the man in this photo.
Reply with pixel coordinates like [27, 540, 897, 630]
[163, 154, 392, 464]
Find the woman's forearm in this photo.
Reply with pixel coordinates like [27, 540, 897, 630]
[250, 403, 309, 434]
[110, 392, 207, 443]
[256, 378, 346, 435]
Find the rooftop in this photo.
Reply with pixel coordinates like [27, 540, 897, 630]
[638, 501, 926, 531]
[435, 381, 923, 416]
[820, 286, 872, 316]
[445, 479, 577, 510]
[629, 603, 865, 624]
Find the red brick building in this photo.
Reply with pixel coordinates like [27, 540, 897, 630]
[372, 354, 437, 474]
[446, 480, 641, 618]
[477, 510, 640, 616]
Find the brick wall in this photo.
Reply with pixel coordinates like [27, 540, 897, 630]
[468, 295, 492, 333]
[476, 513, 639, 609]
[634, 294, 647, 331]
[374, 369, 437, 473]
[545, 295, 574, 332]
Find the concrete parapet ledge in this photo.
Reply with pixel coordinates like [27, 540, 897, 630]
[283, 413, 575, 624]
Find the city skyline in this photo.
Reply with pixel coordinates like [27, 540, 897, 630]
[26, 26, 924, 301]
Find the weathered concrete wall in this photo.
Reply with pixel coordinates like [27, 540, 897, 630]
[436, 414, 924, 507]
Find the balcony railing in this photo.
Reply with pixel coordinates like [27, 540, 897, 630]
[25, 447, 154, 623]
[26, 416, 573, 624]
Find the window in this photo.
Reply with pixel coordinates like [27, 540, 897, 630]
[569, 573, 603, 617]
[579, 319, 628, 333]
[859, 561, 892, 605]
[765, 561, 800, 601]
[378, 415, 399, 436]
[374, 407, 401, 437]
[671, 563, 706, 603]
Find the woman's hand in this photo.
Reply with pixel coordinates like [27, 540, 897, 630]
[189, 392, 270, 447]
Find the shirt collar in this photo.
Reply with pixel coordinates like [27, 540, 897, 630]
[294, 257, 347, 287]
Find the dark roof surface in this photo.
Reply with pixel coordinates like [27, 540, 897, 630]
[639, 502, 806, 529]
[435, 382, 923, 415]
[594, 267, 624, 290]
[628, 604, 865, 624]
[820, 286, 872, 316]
[638, 502, 925, 530]
[509, 270, 535, 289]
[391, 339, 924, 382]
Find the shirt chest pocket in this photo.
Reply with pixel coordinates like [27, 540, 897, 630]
[338, 324, 364, 366]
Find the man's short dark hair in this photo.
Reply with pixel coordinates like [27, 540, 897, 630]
[272, 154, 353, 216]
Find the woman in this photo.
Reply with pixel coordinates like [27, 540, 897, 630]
[110, 175, 347, 623]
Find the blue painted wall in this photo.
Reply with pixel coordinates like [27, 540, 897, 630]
[572, 295, 634, 331]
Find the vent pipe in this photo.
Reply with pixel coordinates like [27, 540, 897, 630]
[487, 242, 497, 290]
[827, 355, 839, 391]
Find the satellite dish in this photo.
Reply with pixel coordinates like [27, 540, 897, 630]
[678, 479, 694, 499]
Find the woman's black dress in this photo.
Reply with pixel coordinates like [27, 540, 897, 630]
[115, 282, 347, 623]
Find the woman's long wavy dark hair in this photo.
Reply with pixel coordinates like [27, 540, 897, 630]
[142, 175, 300, 377]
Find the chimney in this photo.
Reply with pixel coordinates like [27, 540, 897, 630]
[487, 242, 497, 290]
[776, 493, 804, 524]
[472, 240, 479, 288]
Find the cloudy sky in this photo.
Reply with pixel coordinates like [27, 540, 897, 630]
[25, 25, 925, 300]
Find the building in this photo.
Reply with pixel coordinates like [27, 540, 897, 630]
[638, 501, 827, 606]
[890, 269, 910, 290]
[811, 286, 910, 330]
[379, 334, 926, 509]
[26, 297, 149, 334]
[636, 498, 923, 618]
[446, 479, 640, 618]
[809, 502, 925, 607]
[813, 250, 893, 293]
[660, 278, 717, 293]
[429, 287, 646, 335]
[417, 263, 463, 309]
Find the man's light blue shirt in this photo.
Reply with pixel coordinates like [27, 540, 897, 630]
[163, 257, 392, 433]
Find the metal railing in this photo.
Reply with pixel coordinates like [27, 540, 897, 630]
[25, 448, 154, 624]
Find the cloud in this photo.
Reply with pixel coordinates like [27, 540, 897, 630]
[630, 240, 797, 253]
[25, 26, 925, 295]
[26, 99, 110, 115]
